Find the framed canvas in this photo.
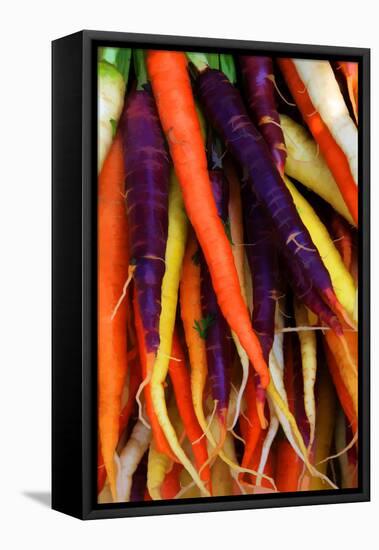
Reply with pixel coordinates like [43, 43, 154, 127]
[52, 30, 370, 520]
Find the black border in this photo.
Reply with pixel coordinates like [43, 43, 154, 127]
[52, 30, 370, 520]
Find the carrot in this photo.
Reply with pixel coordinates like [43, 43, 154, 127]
[324, 327, 358, 422]
[118, 354, 141, 437]
[276, 329, 304, 492]
[194, 59, 344, 320]
[278, 59, 358, 224]
[246, 430, 276, 491]
[97, 352, 141, 495]
[200, 169, 232, 423]
[243, 183, 279, 426]
[224, 160, 250, 428]
[148, 172, 209, 494]
[115, 420, 151, 502]
[97, 48, 132, 172]
[330, 213, 353, 271]
[309, 364, 337, 491]
[324, 343, 357, 435]
[181, 233, 261, 481]
[169, 331, 212, 491]
[284, 175, 356, 323]
[180, 231, 208, 432]
[161, 463, 183, 500]
[335, 408, 358, 488]
[280, 114, 355, 225]
[276, 440, 302, 492]
[294, 300, 317, 449]
[240, 55, 287, 174]
[133, 291, 177, 461]
[147, 50, 270, 389]
[255, 308, 286, 485]
[98, 135, 130, 501]
[338, 62, 358, 124]
[147, 440, 172, 500]
[239, 372, 263, 480]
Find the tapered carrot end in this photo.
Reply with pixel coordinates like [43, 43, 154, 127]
[324, 288, 355, 332]
[256, 399, 268, 430]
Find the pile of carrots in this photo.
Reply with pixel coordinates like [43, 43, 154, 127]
[97, 47, 358, 503]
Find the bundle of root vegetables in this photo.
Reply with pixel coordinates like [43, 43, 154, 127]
[97, 48, 358, 503]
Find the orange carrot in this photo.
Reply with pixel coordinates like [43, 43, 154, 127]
[324, 327, 358, 423]
[276, 334, 302, 492]
[330, 214, 353, 271]
[169, 331, 212, 492]
[97, 353, 141, 495]
[247, 430, 275, 490]
[278, 58, 358, 225]
[147, 50, 269, 389]
[133, 289, 177, 463]
[276, 440, 301, 492]
[324, 343, 357, 435]
[180, 230, 208, 431]
[160, 463, 183, 500]
[98, 134, 129, 500]
[339, 62, 358, 124]
[239, 373, 263, 484]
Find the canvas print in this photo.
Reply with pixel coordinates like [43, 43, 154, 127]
[97, 48, 358, 505]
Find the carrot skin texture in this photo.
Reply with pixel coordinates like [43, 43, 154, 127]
[200, 171, 232, 412]
[278, 59, 358, 225]
[98, 135, 129, 499]
[147, 51, 269, 388]
[120, 87, 169, 353]
[240, 56, 286, 173]
[196, 68, 338, 310]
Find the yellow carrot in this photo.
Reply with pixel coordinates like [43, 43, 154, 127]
[284, 175, 357, 321]
[280, 114, 355, 226]
[150, 173, 209, 495]
[147, 441, 172, 500]
[309, 365, 337, 491]
[294, 299, 317, 448]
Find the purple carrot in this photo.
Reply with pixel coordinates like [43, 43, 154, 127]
[242, 186, 278, 425]
[282, 249, 343, 334]
[243, 187, 278, 362]
[240, 56, 286, 174]
[120, 86, 169, 352]
[194, 66, 341, 315]
[199, 170, 232, 417]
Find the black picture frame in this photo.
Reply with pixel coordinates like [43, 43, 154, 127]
[52, 30, 370, 520]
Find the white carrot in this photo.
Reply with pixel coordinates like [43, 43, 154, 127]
[292, 59, 358, 184]
[115, 420, 151, 502]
